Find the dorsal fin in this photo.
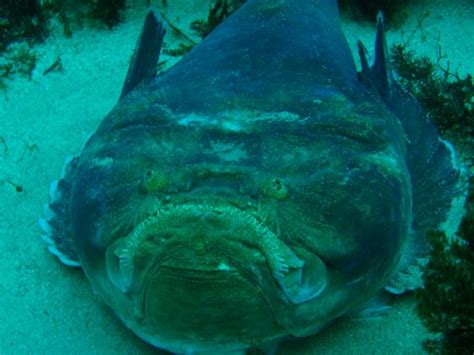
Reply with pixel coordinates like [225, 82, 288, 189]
[120, 10, 166, 99]
[358, 12, 393, 101]
[357, 40, 370, 74]
[358, 12, 467, 294]
[372, 13, 393, 98]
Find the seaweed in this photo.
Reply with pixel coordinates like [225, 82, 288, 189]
[41, 0, 126, 36]
[390, 17, 474, 355]
[416, 178, 474, 354]
[391, 43, 474, 163]
[0, 42, 37, 88]
[162, 0, 245, 57]
[338, 0, 413, 26]
[86, 0, 126, 28]
[164, 43, 195, 57]
[0, 0, 49, 51]
[190, 0, 246, 39]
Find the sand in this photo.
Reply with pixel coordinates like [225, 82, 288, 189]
[0, 0, 472, 353]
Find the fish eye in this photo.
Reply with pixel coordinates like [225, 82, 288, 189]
[142, 170, 168, 193]
[261, 177, 288, 200]
[272, 178, 282, 189]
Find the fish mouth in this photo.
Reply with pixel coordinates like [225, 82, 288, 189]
[138, 257, 281, 352]
[105, 201, 327, 309]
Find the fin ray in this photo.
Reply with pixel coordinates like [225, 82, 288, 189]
[358, 12, 467, 294]
[40, 156, 81, 267]
[120, 10, 166, 99]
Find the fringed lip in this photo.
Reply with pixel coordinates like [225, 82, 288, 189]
[105, 202, 304, 292]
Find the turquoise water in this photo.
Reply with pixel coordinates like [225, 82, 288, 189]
[0, 1, 472, 353]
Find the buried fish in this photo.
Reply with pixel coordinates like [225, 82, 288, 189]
[39, 0, 465, 353]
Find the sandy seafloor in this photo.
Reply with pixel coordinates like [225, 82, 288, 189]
[0, 0, 473, 354]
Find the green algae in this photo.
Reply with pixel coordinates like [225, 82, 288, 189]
[417, 178, 474, 354]
[391, 43, 474, 164]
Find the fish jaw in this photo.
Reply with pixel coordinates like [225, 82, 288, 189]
[81, 199, 300, 351]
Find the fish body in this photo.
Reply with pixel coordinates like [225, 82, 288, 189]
[40, 0, 463, 353]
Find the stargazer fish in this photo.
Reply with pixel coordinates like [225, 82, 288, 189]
[39, 0, 464, 353]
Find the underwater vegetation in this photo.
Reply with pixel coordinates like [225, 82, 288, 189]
[0, 0, 49, 51]
[0, 0, 45, 89]
[391, 31, 474, 355]
[416, 178, 474, 354]
[86, 0, 126, 28]
[0, 43, 38, 91]
[0, 43, 37, 79]
[162, 0, 246, 57]
[41, 0, 126, 36]
[0, 0, 126, 89]
[1, 0, 125, 47]
[190, 0, 246, 39]
[391, 43, 474, 164]
[338, 0, 413, 25]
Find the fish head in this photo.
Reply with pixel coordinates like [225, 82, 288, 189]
[71, 96, 403, 350]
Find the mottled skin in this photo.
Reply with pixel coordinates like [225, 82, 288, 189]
[68, 0, 412, 352]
